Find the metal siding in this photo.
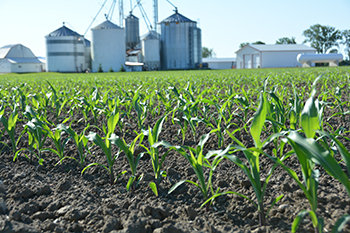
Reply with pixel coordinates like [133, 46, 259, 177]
[0, 59, 11, 73]
[46, 36, 85, 72]
[124, 15, 140, 50]
[91, 27, 125, 72]
[252, 54, 260, 68]
[243, 54, 251, 68]
[11, 63, 42, 73]
[142, 38, 160, 69]
[160, 20, 198, 70]
[261, 51, 316, 68]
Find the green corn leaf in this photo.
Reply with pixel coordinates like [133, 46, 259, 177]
[332, 215, 350, 233]
[266, 194, 284, 218]
[149, 182, 158, 196]
[250, 90, 267, 148]
[308, 210, 319, 228]
[86, 132, 111, 163]
[201, 191, 257, 209]
[81, 163, 108, 175]
[301, 96, 319, 139]
[107, 112, 119, 136]
[168, 180, 201, 194]
[317, 130, 350, 183]
[292, 210, 309, 233]
[287, 131, 350, 197]
[127, 176, 136, 192]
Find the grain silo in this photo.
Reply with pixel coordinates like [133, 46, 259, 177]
[45, 24, 85, 72]
[142, 31, 160, 70]
[84, 38, 92, 70]
[124, 13, 140, 50]
[159, 10, 202, 70]
[91, 20, 125, 72]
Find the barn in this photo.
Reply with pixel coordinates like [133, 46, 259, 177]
[202, 57, 236, 69]
[0, 44, 44, 73]
[235, 44, 316, 69]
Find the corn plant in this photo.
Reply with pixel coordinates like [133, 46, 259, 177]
[141, 115, 170, 196]
[46, 81, 68, 124]
[83, 112, 122, 185]
[204, 79, 284, 226]
[21, 106, 50, 159]
[42, 125, 71, 171]
[56, 123, 90, 169]
[132, 89, 148, 130]
[109, 132, 144, 191]
[0, 105, 20, 153]
[153, 133, 224, 212]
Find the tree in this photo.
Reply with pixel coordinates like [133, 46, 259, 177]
[239, 42, 250, 48]
[303, 24, 341, 54]
[252, 41, 265, 45]
[239, 41, 265, 49]
[276, 37, 296, 44]
[341, 29, 350, 59]
[202, 47, 216, 58]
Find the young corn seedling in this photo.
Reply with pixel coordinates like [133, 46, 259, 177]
[83, 112, 123, 185]
[56, 123, 90, 169]
[42, 125, 71, 171]
[0, 105, 20, 154]
[21, 106, 50, 160]
[109, 132, 144, 191]
[153, 133, 224, 212]
[206, 79, 284, 226]
[132, 89, 148, 130]
[141, 115, 170, 196]
[46, 81, 68, 124]
[267, 77, 350, 233]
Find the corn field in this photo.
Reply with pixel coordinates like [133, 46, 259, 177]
[0, 67, 350, 233]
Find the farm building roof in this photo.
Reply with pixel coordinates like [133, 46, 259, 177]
[0, 44, 43, 64]
[46, 26, 81, 37]
[160, 11, 195, 24]
[236, 44, 317, 53]
[92, 20, 121, 30]
[203, 57, 236, 63]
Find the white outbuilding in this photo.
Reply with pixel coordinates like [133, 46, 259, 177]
[235, 44, 317, 69]
[0, 44, 44, 73]
[202, 57, 236, 70]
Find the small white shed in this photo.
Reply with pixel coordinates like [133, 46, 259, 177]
[202, 57, 236, 69]
[235, 44, 316, 69]
[0, 44, 44, 73]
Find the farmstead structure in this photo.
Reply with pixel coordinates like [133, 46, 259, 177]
[235, 44, 316, 69]
[0, 44, 44, 73]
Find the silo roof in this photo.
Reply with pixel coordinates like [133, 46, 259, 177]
[126, 13, 138, 19]
[92, 20, 121, 30]
[142, 31, 159, 40]
[46, 26, 81, 37]
[160, 11, 195, 23]
[84, 38, 91, 47]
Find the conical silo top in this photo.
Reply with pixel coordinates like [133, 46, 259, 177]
[160, 11, 195, 24]
[92, 20, 122, 30]
[142, 31, 159, 40]
[126, 13, 138, 19]
[46, 25, 81, 37]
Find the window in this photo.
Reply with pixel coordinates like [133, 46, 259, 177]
[18, 65, 21, 68]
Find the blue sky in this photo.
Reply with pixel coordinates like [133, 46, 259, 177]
[0, 0, 349, 58]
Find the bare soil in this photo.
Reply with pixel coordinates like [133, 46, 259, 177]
[0, 107, 350, 233]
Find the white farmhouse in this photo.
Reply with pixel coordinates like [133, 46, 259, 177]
[0, 44, 44, 73]
[235, 44, 316, 69]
